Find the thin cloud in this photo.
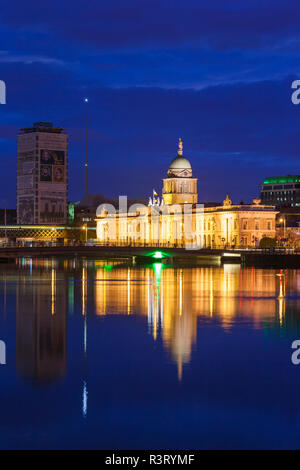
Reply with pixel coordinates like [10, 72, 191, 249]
[0, 51, 64, 65]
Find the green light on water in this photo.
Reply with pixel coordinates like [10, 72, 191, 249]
[103, 264, 114, 271]
[153, 262, 163, 285]
[146, 250, 170, 259]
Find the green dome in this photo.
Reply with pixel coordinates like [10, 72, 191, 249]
[169, 156, 191, 170]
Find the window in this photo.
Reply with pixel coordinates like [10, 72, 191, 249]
[267, 220, 272, 230]
[243, 219, 248, 230]
[255, 219, 259, 231]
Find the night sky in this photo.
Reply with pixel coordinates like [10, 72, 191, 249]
[0, 0, 300, 207]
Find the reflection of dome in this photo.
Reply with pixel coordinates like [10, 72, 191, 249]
[169, 156, 191, 170]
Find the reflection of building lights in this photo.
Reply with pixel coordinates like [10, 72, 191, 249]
[51, 268, 56, 315]
[153, 262, 163, 286]
[240, 268, 243, 307]
[178, 361, 182, 382]
[127, 268, 131, 315]
[82, 380, 88, 417]
[68, 278, 74, 315]
[276, 272, 286, 299]
[82, 267, 87, 316]
[179, 270, 183, 316]
[147, 271, 152, 329]
[84, 312, 87, 355]
[278, 297, 285, 326]
[210, 270, 213, 317]
[150, 263, 165, 340]
[89, 265, 283, 383]
[160, 269, 164, 325]
[276, 271, 286, 325]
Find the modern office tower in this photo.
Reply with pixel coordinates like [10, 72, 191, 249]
[260, 175, 300, 208]
[17, 122, 68, 224]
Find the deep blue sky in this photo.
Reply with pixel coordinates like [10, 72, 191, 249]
[0, 0, 300, 207]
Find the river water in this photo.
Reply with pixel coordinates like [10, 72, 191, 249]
[0, 258, 300, 449]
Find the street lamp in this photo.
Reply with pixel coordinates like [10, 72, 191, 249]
[279, 217, 286, 239]
[82, 224, 88, 243]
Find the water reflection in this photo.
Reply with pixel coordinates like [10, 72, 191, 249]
[92, 262, 289, 378]
[15, 262, 67, 383]
[3, 259, 300, 385]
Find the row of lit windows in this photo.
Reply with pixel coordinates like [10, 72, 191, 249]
[242, 219, 272, 231]
[263, 191, 295, 196]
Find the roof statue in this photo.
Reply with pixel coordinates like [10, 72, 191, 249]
[178, 138, 183, 156]
[223, 194, 233, 206]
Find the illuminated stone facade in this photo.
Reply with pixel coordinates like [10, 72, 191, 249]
[96, 140, 277, 248]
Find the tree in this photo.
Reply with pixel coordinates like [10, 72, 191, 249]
[259, 236, 277, 248]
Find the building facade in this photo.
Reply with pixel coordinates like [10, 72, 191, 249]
[260, 175, 300, 208]
[17, 122, 68, 224]
[96, 140, 277, 248]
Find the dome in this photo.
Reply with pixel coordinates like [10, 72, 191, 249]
[169, 138, 192, 170]
[169, 156, 191, 170]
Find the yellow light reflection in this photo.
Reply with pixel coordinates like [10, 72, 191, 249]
[127, 268, 131, 315]
[179, 269, 183, 316]
[210, 269, 213, 317]
[91, 265, 282, 381]
[51, 268, 56, 315]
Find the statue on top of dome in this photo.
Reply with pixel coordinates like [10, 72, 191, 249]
[178, 138, 183, 156]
